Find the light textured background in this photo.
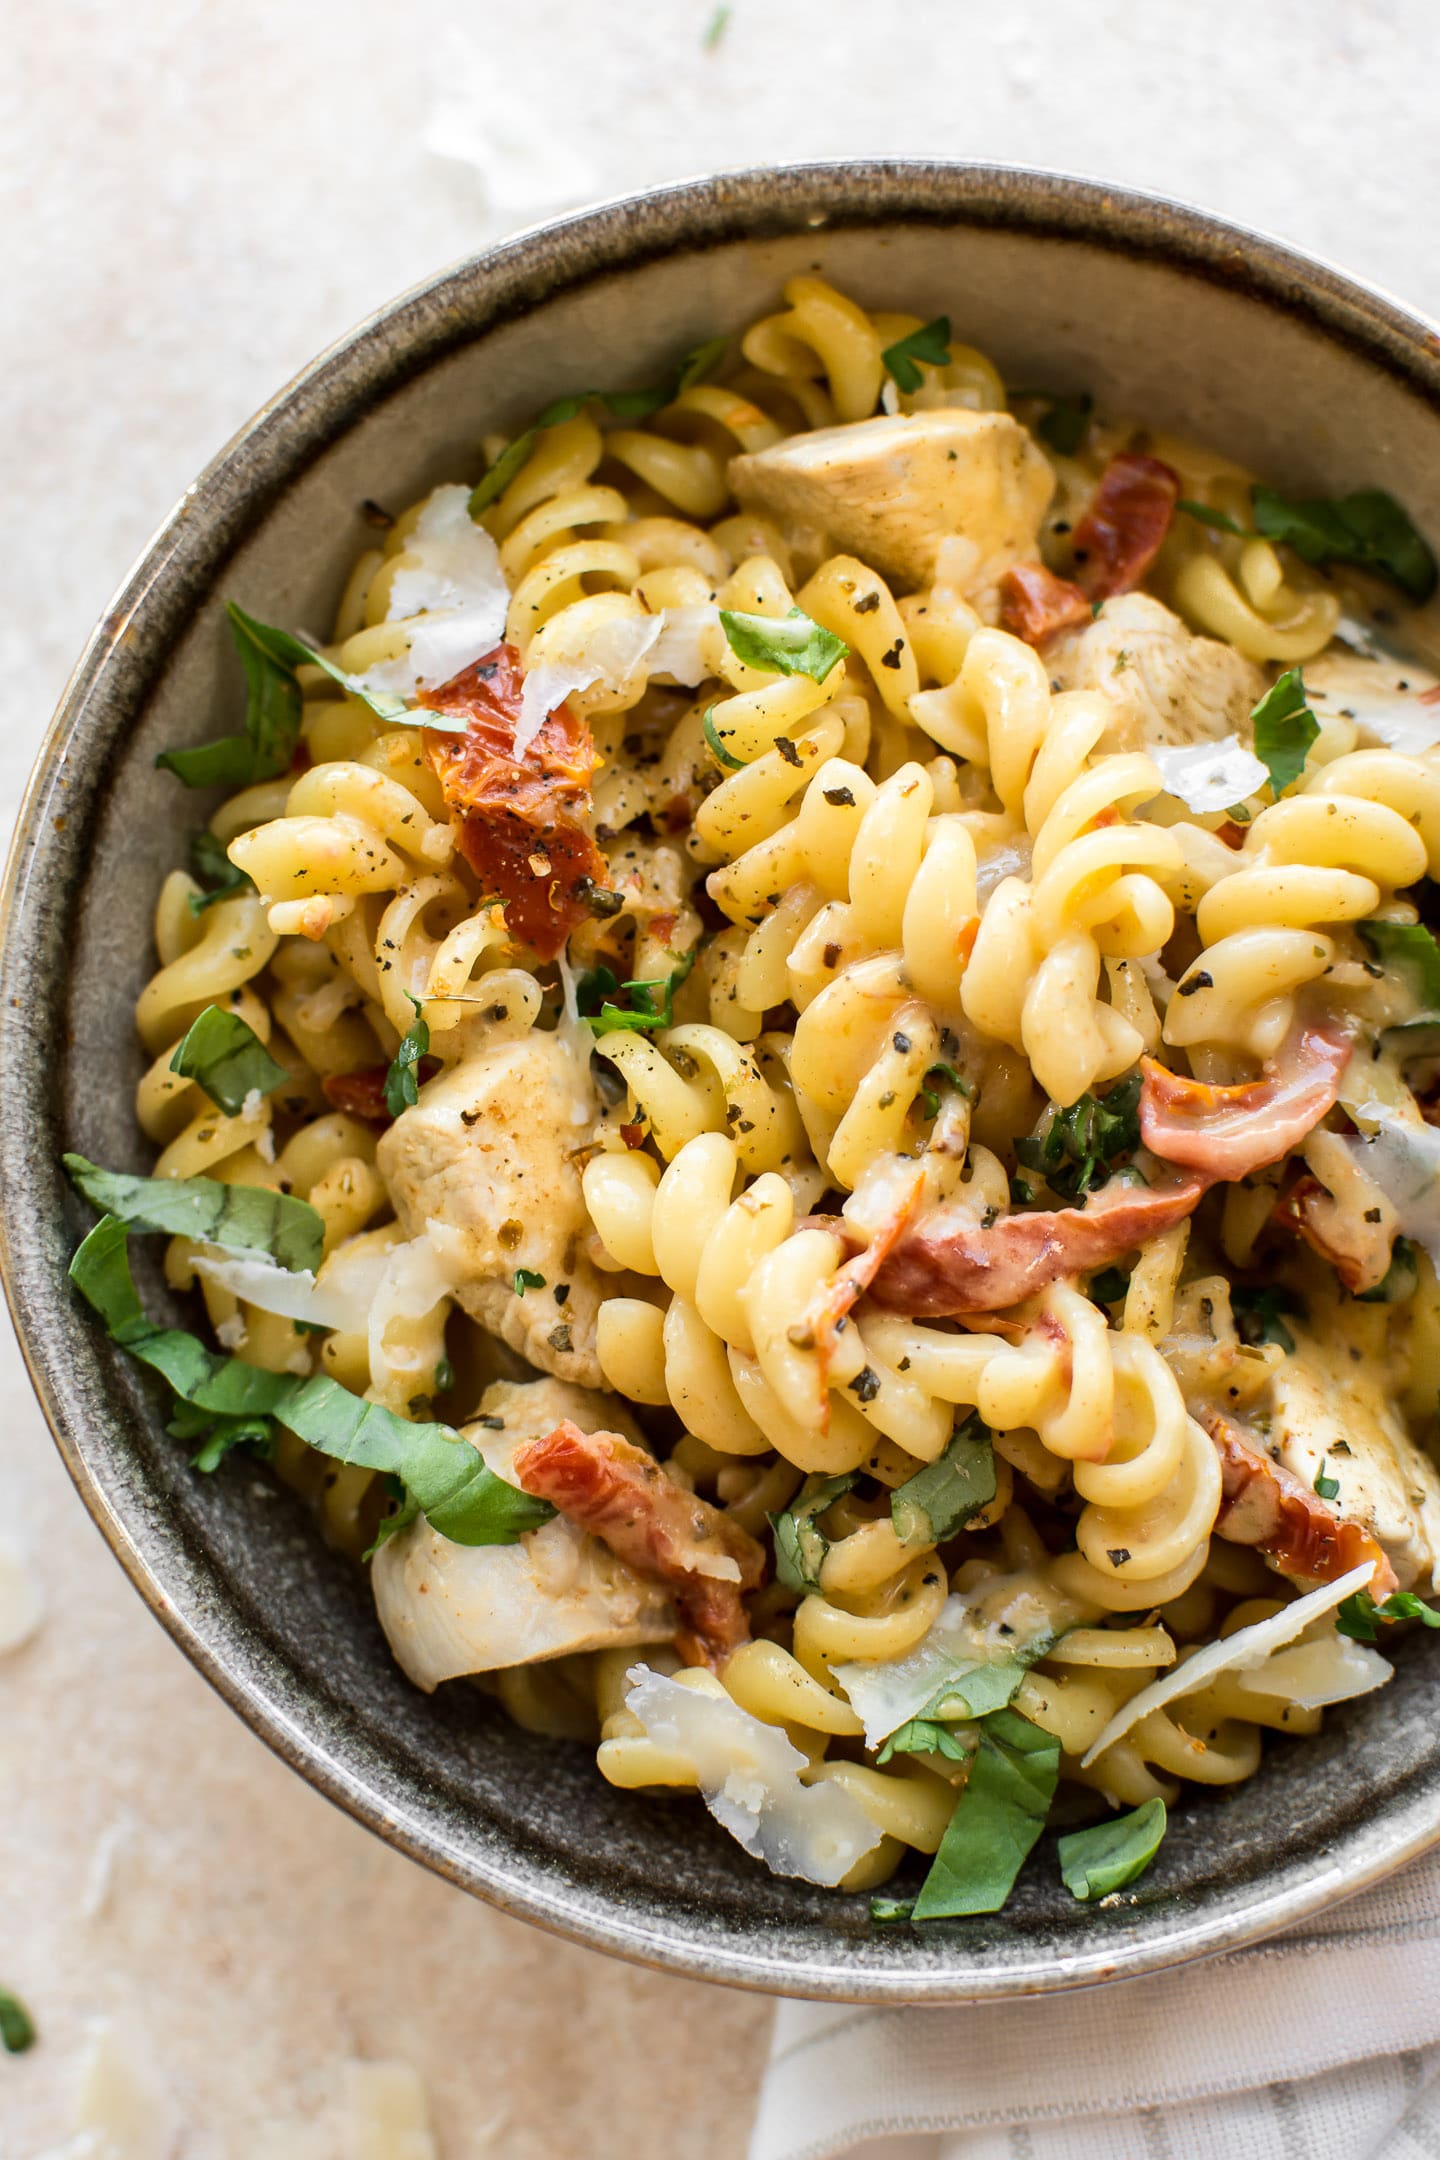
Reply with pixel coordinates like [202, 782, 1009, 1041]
[4, 2, 1440, 2153]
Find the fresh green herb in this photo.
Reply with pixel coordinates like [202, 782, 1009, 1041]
[385, 992, 431, 1118]
[768, 1471, 858, 1595]
[68, 1215, 552, 1546]
[1355, 1237, 1419, 1305]
[586, 950, 697, 1038]
[869, 1895, 916, 1924]
[1032, 391, 1093, 457]
[1058, 1798, 1167, 1901]
[434, 1357, 454, 1394]
[469, 343, 730, 514]
[1314, 1460, 1341, 1501]
[169, 1398, 276, 1473]
[914, 1659, 1030, 1723]
[63, 1155, 323, 1274]
[876, 1718, 975, 1765]
[881, 316, 952, 394]
[1359, 920, 1440, 1012]
[1249, 668, 1320, 796]
[574, 966, 621, 1016]
[1014, 1072, 1141, 1200]
[911, 1709, 1060, 1920]
[1336, 1588, 1440, 1642]
[701, 2, 731, 48]
[701, 705, 747, 769]
[718, 606, 848, 685]
[1176, 500, 1246, 536]
[1088, 1266, 1131, 1306]
[169, 1006, 288, 1117]
[1231, 1283, 1304, 1355]
[919, 1059, 973, 1119]
[0, 1987, 35, 2053]
[891, 1414, 996, 1545]
[1251, 485, 1437, 604]
[188, 829, 256, 914]
[513, 1268, 546, 1296]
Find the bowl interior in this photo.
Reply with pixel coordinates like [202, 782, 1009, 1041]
[9, 163, 1440, 2000]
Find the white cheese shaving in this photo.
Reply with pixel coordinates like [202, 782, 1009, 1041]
[352, 485, 509, 705]
[0, 1539, 43, 1655]
[192, 1252, 361, 1332]
[1234, 1632, 1392, 1709]
[1305, 646, 1440, 756]
[646, 603, 721, 686]
[367, 1226, 464, 1395]
[1336, 1098, 1440, 1271]
[68, 2017, 177, 2160]
[1080, 1560, 1376, 1766]
[347, 2060, 438, 2160]
[511, 607, 719, 761]
[835, 1586, 1065, 1749]
[624, 1665, 882, 1886]
[1149, 734, 1268, 813]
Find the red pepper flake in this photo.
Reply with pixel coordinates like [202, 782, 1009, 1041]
[323, 1058, 441, 1126]
[620, 1122, 647, 1150]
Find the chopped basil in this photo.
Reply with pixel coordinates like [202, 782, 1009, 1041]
[1336, 1588, 1440, 1642]
[1058, 1797, 1166, 1901]
[677, 336, 729, 391]
[868, 1895, 916, 1924]
[513, 1268, 546, 1296]
[0, 1987, 35, 2054]
[63, 1154, 323, 1275]
[574, 966, 621, 1016]
[586, 950, 697, 1038]
[1314, 1460, 1341, 1501]
[768, 1471, 858, 1595]
[911, 1709, 1060, 1920]
[1088, 1265, 1131, 1306]
[1250, 668, 1319, 796]
[718, 606, 848, 685]
[1359, 920, 1440, 1012]
[701, 705, 747, 769]
[1033, 391, 1093, 457]
[881, 315, 952, 395]
[188, 829, 256, 914]
[891, 1414, 996, 1545]
[1251, 485, 1437, 604]
[169, 1006, 289, 1117]
[1014, 1071, 1141, 1200]
[68, 1215, 552, 1546]
[385, 992, 431, 1118]
[876, 1717, 975, 1765]
[168, 1398, 276, 1473]
[1176, 499, 1247, 536]
[919, 1059, 973, 1120]
[1231, 1283, 1304, 1354]
[1355, 1236, 1419, 1305]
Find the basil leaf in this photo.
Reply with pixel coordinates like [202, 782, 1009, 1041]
[701, 705, 747, 769]
[768, 1471, 858, 1595]
[911, 1708, 1060, 1919]
[1359, 920, 1440, 1012]
[1252, 485, 1437, 604]
[1250, 668, 1320, 796]
[0, 1987, 35, 2054]
[188, 829, 256, 914]
[587, 950, 697, 1038]
[1231, 1282, 1304, 1354]
[1033, 392, 1093, 457]
[64, 1154, 323, 1274]
[891, 1415, 996, 1545]
[1354, 1236, 1419, 1305]
[718, 606, 849, 685]
[173, 1405, 276, 1473]
[876, 1717, 975, 1765]
[1088, 1266, 1131, 1305]
[169, 1006, 289, 1116]
[469, 431, 539, 515]
[868, 1895, 916, 1924]
[881, 315, 952, 395]
[513, 1268, 546, 1296]
[1058, 1797, 1166, 1901]
[1015, 1071, 1141, 1200]
[68, 1216, 551, 1546]
[385, 992, 431, 1118]
[1176, 499, 1247, 536]
[1314, 1459, 1341, 1501]
[574, 965, 620, 1016]
[1336, 1588, 1440, 1642]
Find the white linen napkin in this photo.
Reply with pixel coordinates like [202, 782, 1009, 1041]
[748, 1850, 1440, 2160]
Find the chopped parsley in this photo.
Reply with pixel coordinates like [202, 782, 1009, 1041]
[1249, 668, 1320, 797]
[1014, 1072, 1141, 1200]
[1231, 1283, 1305, 1355]
[919, 1060, 973, 1120]
[513, 1268, 547, 1296]
[1251, 485, 1437, 604]
[1030, 390, 1093, 457]
[880, 316, 952, 394]
[385, 992, 431, 1118]
[1314, 1460, 1340, 1501]
[586, 950, 697, 1037]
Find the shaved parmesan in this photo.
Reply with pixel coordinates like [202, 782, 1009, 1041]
[368, 1227, 463, 1396]
[1337, 1098, 1440, 1271]
[347, 2060, 438, 2160]
[835, 1583, 1069, 1749]
[1080, 1560, 1376, 1766]
[354, 486, 509, 705]
[1150, 734, 1268, 813]
[1305, 646, 1440, 756]
[511, 607, 719, 760]
[192, 1252, 361, 1331]
[624, 1665, 882, 1885]
[1235, 1632, 1392, 1709]
[646, 604, 720, 686]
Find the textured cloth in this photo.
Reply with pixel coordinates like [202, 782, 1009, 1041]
[750, 1849, 1440, 2159]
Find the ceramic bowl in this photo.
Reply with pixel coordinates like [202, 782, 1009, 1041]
[8, 162, 1440, 2002]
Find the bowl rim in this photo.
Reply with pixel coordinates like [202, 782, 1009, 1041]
[9, 156, 1440, 2003]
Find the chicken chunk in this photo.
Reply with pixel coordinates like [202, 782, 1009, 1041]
[729, 409, 1053, 596]
[1265, 1329, 1440, 1594]
[1046, 593, 1266, 751]
[371, 1378, 677, 1689]
[377, 1028, 606, 1386]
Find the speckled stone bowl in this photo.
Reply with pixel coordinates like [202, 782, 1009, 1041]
[8, 162, 1440, 2002]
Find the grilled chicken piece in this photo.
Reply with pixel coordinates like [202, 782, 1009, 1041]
[729, 409, 1053, 595]
[1203, 1406, 1397, 1594]
[376, 1029, 604, 1386]
[370, 1379, 677, 1689]
[1046, 593, 1266, 752]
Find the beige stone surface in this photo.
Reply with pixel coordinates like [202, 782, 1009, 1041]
[4, 1, 1440, 2153]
